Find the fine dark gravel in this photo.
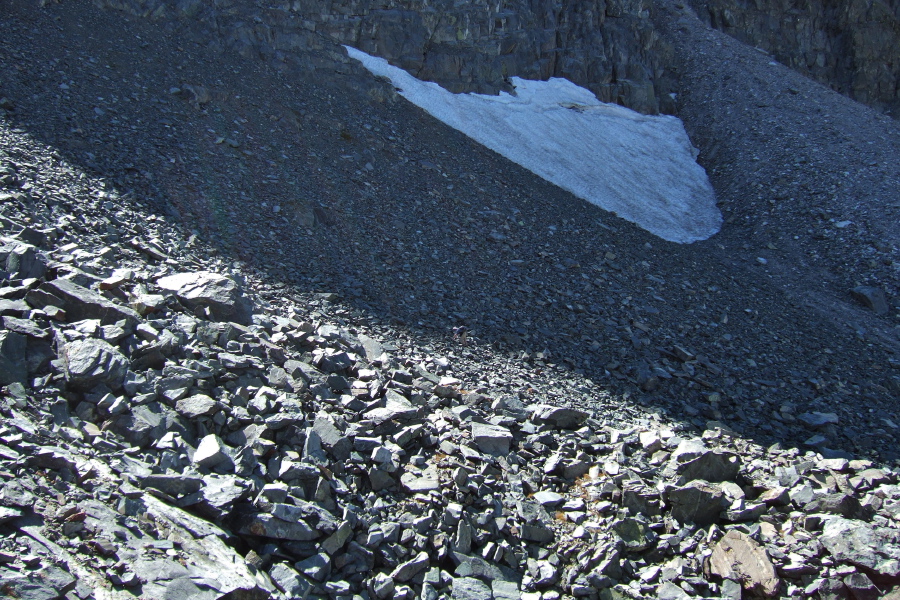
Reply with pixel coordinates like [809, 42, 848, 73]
[0, 0, 898, 464]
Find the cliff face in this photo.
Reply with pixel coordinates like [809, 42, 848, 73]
[688, 0, 900, 116]
[300, 0, 676, 113]
[95, 0, 676, 115]
[95, 0, 899, 116]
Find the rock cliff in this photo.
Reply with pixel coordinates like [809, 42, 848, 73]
[687, 0, 900, 116]
[97, 0, 676, 114]
[96, 0, 900, 117]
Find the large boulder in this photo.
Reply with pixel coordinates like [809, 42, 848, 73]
[62, 338, 129, 391]
[156, 271, 253, 324]
[820, 517, 900, 578]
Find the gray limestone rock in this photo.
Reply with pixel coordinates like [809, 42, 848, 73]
[62, 337, 129, 391]
[321, 521, 353, 555]
[804, 493, 869, 520]
[529, 404, 589, 429]
[471, 422, 512, 455]
[140, 474, 205, 497]
[0, 564, 76, 600]
[2, 316, 49, 339]
[237, 512, 320, 541]
[667, 480, 725, 526]
[676, 451, 741, 484]
[43, 278, 140, 325]
[612, 518, 657, 552]
[797, 412, 840, 428]
[391, 551, 430, 582]
[193, 434, 231, 469]
[175, 394, 218, 418]
[820, 517, 900, 577]
[842, 572, 879, 600]
[269, 562, 313, 598]
[295, 552, 331, 582]
[156, 271, 253, 324]
[657, 582, 692, 600]
[3, 241, 46, 280]
[313, 415, 351, 461]
[365, 390, 418, 422]
[452, 576, 494, 600]
[0, 330, 27, 385]
[671, 439, 708, 463]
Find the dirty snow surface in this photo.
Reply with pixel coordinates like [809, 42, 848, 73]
[346, 46, 721, 244]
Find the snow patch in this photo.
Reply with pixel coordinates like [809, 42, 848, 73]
[345, 46, 721, 244]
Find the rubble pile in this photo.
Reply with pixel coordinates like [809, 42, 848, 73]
[0, 139, 899, 599]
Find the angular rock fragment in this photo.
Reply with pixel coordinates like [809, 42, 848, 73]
[668, 480, 724, 526]
[820, 517, 900, 577]
[269, 562, 313, 598]
[175, 394, 218, 418]
[193, 434, 231, 469]
[237, 512, 320, 541]
[62, 338, 129, 391]
[707, 531, 780, 597]
[471, 422, 513, 455]
[140, 474, 205, 497]
[295, 552, 331, 582]
[805, 493, 869, 519]
[0, 564, 75, 600]
[676, 451, 740, 484]
[43, 278, 140, 325]
[452, 576, 493, 600]
[0, 330, 27, 385]
[156, 271, 253, 324]
[797, 412, 840, 429]
[851, 285, 890, 315]
[391, 551, 430, 582]
[529, 404, 589, 428]
[612, 518, 657, 552]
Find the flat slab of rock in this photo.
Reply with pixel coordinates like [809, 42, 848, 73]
[401, 468, 440, 493]
[797, 411, 839, 428]
[529, 404, 589, 429]
[43, 278, 140, 325]
[707, 530, 780, 597]
[157, 271, 253, 324]
[471, 422, 512, 455]
[140, 474, 205, 497]
[237, 513, 320, 541]
[391, 551, 430, 582]
[452, 576, 493, 600]
[676, 451, 740, 484]
[176, 394, 218, 418]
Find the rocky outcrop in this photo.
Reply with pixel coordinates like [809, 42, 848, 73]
[687, 0, 900, 116]
[95, 0, 676, 114]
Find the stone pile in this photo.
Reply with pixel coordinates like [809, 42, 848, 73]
[0, 187, 900, 600]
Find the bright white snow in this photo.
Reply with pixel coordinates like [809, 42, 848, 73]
[345, 46, 721, 244]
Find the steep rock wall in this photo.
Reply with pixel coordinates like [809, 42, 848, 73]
[94, 0, 676, 114]
[688, 0, 900, 116]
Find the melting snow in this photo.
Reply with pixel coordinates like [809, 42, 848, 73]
[345, 46, 721, 244]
